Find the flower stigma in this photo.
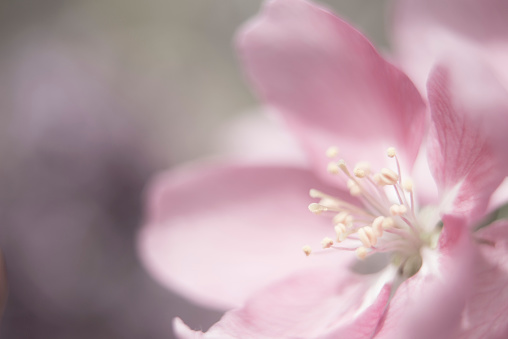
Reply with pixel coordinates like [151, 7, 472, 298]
[304, 147, 442, 279]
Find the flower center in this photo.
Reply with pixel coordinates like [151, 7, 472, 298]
[304, 147, 442, 278]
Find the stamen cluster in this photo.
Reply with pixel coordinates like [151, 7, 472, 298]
[305, 147, 427, 267]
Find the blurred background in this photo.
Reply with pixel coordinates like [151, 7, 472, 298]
[0, 1, 389, 338]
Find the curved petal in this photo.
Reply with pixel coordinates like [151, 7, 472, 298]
[427, 61, 508, 221]
[392, 0, 508, 93]
[138, 162, 353, 310]
[487, 177, 508, 215]
[174, 267, 391, 339]
[375, 215, 475, 339]
[458, 220, 508, 338]
[237, 0, 426, 184]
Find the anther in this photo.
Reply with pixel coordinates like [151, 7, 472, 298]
[354, 167, 366, 178]
[354, 162, 371, 178]
[358, 227, 377, 248]
[337, 159, 350, 176]
[326, 146, 339, 158]
[302, 245, 312, 256]
[309, 203, 327, 214]
[309, 189, 321, 199]
[347, 180, 361, 196]
[334, 223, 348, 242]
[356, 247, 368, 260]
[403, 178, 413, 192]
[390, 204, 407, 216]
[380, 168, 399, 185]
[387, 147, 396, 158]
[333, 211, 352, 225]
[321, 237, 334, 249]
[372, 216, 385, 237]
[327, 162, 340, 175]
[382, 217, 395, 229]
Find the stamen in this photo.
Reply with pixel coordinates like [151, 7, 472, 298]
[372, 216, 385, 237]
[402, 179, 413, 192]
[382, 217, 394, 229]
[309, 203, 327, 214]
[358, 227, 377, 248]
[353, 162, 371, 178]
[326, 146, 339, 158]
[347, 180, 362, 196]
[333, 211, 352, 225]
[356, 247, 368, 260]
[379, 168, 399, 185]
[327, 162, 341, 175]
[321, 237, 334, 249]
[334, 223, 348, 242]
[306, 146, 441, 277]
[386, 147, 396, 158]
[390, 204, 407, 216]
[337, 159, 350, 176]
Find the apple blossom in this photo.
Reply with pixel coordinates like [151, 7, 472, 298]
[138, 0, 508, 338]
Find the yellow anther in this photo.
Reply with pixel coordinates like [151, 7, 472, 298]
[387, 147, 396, 158]
[354, 162, 371, 178]
[403, 178, 413, 192]
[372, 216, 385, 237]
[337, 159, 350, 176]
[356, 247, 368, 260]
[349, 184, 362, 197]
[326, 146, 339, 158]
[308, 203, 327, 214]
[321, 237, 334, 249]
[358, 227, 377, 248]
[382, 217, 395, 229]
[327, 162, 340, 175]
[333, 211, 352, 225]
[309, 189, 321, 198]
[390, 204, 407, 216]
[334, 223, 348, 242]
[302, 245, 312, 256]
[380, 168, 399, 185]
[354, 168, 366, 178]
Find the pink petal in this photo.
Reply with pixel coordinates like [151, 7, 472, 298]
[237, 0, 426, 183]
[213, 108, 308, 166]
[427, 62, 508, 221]
[393, 0, 508, 94]
[458, 220, 508, 338]
[487, 177, 508, 214]
[375, 215, 475, 339]
[174, 267, 391, 339]
[138, 162, 354, 310]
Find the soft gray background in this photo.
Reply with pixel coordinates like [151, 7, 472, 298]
[0, 1, 390, 338]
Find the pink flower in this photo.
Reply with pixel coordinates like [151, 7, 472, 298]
[138, 0, 508, 338]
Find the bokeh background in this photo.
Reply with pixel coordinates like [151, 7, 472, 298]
[0, 1, 389, 338]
